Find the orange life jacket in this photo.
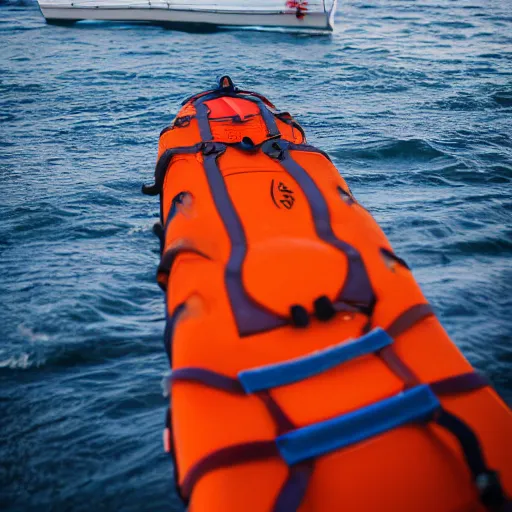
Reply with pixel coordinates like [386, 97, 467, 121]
[143, 76, 512, 512]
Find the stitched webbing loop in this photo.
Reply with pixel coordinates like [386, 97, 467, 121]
[238, 328, 392, 394]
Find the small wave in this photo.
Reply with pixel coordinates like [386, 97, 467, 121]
[445, 234, 512, 257]
[431, 93, 491, 112]
[48, 334, 162, 370]
[0, 353, 33, 369]
[432, 21, 475, 29]
[0, 334, 162, 374]
[70, 223, 129, 240]
[487, 165, 512, 184]
[478, 53, 503, 60]
[121, 50, 169, 57]
[418, 175, 461, 187]
[18, 324, 50, 342]
[0, 327, 50, 371]
[97, 70, 138, 80]
[332, 139, 447, 162]
[127, 222, 156, 236]
[492, 91, 512, 108]
[0, 113, 16, 122]
[0, 82, 44, 94]
[416, 164, 509, 187]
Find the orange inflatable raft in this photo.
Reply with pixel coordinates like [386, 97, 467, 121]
[143, 76, 512, 512]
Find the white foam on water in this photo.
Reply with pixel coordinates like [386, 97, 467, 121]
[0, 352, 32, 369]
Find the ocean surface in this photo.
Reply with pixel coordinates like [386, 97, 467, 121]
[1, 0, 511, 510]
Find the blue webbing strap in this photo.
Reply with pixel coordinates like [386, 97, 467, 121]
[238, 328, 392, 394]
[276, 385, 440, 466]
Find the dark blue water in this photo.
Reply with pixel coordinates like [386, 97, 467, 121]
[1, 0, 511, 510]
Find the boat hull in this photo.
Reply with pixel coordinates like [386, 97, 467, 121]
[38, 5, 335, 31]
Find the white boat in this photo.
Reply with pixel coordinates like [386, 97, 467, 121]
[36, 0, 338, 32]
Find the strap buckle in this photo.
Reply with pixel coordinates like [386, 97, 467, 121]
[263, 139, 288, 161]
[476, 470, 507, 509]
[201, 142, 226, 156]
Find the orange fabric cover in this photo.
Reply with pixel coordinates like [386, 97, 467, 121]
[153, 92, 512, 512]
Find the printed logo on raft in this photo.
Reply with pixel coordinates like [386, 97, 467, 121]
[224, 129, 243, 141]
[271, 179, 295, 210]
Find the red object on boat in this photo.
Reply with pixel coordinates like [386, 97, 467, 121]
[286, 0, 309, 19]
